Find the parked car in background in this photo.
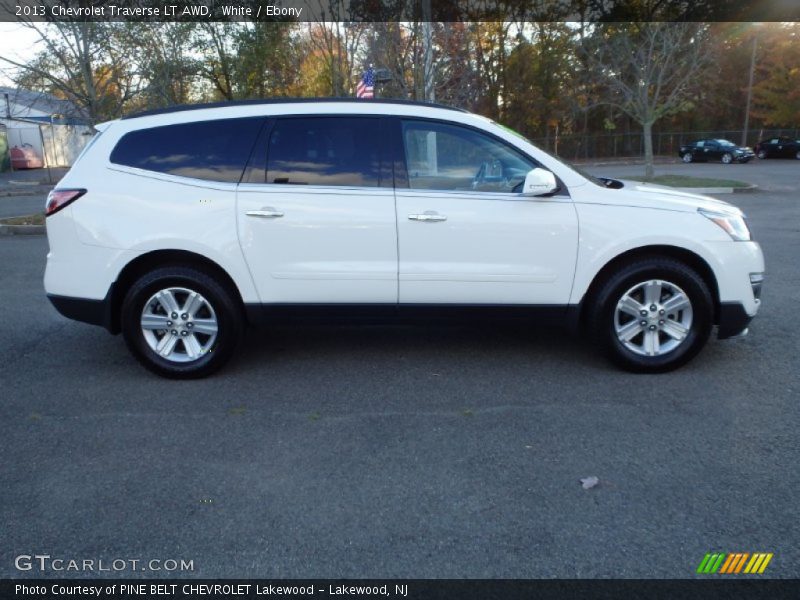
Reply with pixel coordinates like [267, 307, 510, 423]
[44, 99, 764, 377]
[10, 143, 44, 169]
[754, 136, 800, 160]
[679, 139, 754, 164]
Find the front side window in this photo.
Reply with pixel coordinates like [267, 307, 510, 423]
[266, 117, 381, 187]
[109, 117, 264, 183]
[401, 120, 536, 193]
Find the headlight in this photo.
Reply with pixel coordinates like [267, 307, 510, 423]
[699, 208, 751, 241]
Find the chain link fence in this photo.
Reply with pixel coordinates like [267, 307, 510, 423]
[530, 128, 800, 161]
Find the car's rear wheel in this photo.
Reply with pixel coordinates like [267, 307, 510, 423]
[589, 258, 713, 373]
[682, 152, 693, 163]
[721, 152, 733, 164]
[757, 149, 767, 159]
[121, 266, 243, 378]
[795, 150, 800, 160]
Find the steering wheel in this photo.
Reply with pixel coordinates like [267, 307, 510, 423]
[472, 159, 506, 190]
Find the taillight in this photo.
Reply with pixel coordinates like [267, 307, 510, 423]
[45, 189, 86, 216]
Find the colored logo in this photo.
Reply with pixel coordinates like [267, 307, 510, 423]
[697, 552, 773, 574]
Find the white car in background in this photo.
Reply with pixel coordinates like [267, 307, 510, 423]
[44, 100, 764, 377]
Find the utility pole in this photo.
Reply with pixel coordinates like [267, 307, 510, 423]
[742, 30, 758, 147]
[421, 0, 434, 103]
[420, 0, 436, 174]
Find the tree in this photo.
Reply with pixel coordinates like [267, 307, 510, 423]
[504, 23, 577, 146]
[0, 20, 140, 123]
[194, 22, 240, 101]
[752, 24, 800, 127]
[582, 22, 710, 177]
[130, 22, 200, 109]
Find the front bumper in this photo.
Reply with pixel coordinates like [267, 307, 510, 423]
[718, 302, 755, 339]
[717, 271, 762, 339]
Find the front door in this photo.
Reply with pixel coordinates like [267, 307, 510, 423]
[394, 119, 579, 306]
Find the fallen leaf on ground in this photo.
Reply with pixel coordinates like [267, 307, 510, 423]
[580, 476, 600, 490]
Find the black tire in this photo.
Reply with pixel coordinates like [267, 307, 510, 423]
[121, 266, 243, 378]
[589, 257, 713, 373]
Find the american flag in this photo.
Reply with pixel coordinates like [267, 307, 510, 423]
[356, 68, 375, 99]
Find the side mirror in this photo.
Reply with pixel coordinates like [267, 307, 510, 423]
[521, 168, 558, 196]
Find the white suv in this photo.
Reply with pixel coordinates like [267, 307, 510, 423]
[44, 100, 764, 377]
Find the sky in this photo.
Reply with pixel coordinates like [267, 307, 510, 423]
[0, 24, 42, 86]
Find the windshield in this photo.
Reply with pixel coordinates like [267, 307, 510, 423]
[717, 139, 736, 147]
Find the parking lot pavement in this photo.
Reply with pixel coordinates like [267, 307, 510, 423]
[0, 194, 45, 219]
[586, 158, 799, 193]
[1, 165, 798, 579]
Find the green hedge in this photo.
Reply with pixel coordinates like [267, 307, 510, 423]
[0, 130, 10, 172]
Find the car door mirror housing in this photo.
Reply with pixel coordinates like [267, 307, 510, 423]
[521, 168, 558, 196]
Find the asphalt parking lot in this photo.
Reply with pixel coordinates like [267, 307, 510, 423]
[1, 160, 798, 579]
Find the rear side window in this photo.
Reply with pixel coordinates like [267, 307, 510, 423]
[266, 117, 381, 187]
[110, 117, 264, 183]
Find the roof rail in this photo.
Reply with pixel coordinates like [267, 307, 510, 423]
[121, 97, 468, 120]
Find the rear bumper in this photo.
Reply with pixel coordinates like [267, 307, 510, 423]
[48, 285, 118, 334]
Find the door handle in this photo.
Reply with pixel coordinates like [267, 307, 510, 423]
[408, 212, 447, 222]
[246, 207, 284, 218]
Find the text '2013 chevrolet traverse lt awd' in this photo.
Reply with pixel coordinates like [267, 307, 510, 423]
[45, 100, 764, 378]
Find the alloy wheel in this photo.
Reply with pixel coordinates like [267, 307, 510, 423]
[614, 279, 693, 357]
[140, 287, 219, 363]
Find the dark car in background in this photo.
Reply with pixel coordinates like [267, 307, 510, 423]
[679, 139, 754, 164]
[754, 136, 800, 160]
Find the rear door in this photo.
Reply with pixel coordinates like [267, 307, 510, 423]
[777, 138, 792, 157]
[236, 116, 397, 304]
[704, 140, 720, 160]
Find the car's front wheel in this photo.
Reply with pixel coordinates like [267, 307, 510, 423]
[121, 266, 243, 378]
[590, 258, 713, 372]
[721, 152, 733, 164]
[757, 149, 767, 159]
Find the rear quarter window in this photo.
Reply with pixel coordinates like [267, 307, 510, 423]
[109, 117, 264, 183]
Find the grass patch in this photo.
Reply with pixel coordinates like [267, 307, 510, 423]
[0, 212, 45, 226]
[638, 175, 750, 188]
